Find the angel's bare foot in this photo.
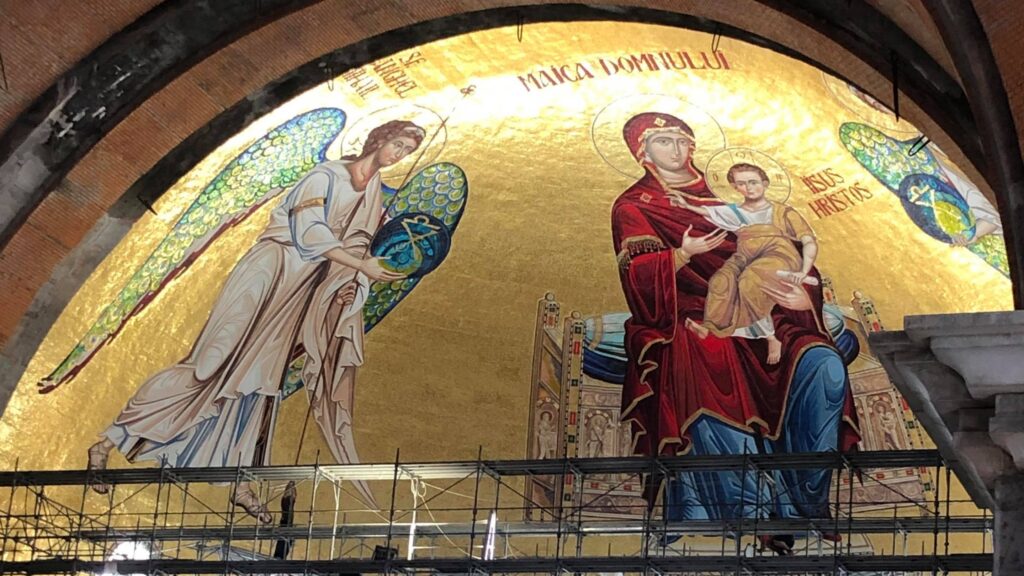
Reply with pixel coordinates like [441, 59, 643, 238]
[766, 335, 782, 365]
[87, 439, 114, 494]
[37, 377, 60, 394]
[233, 485, 272, 524]
[685, 318, 710, 339]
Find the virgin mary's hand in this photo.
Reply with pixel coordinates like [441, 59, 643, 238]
[666, 191, 691, 209]
[678, 225, 727, 257]
[358, 257, 407, 282]
[761, 280, 814, 311]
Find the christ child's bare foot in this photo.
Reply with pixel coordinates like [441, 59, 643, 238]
[232, 484, 273, 524]
[766, 334, 782, 365]
[87, 439, 115, 494]
[685, 318, 710, 339]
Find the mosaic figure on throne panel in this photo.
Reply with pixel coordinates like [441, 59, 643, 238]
[535, 406, 559, 460]
[872, 398, 905, 451]
[581, 391, 633, 482]
[584, 412, 609, 458]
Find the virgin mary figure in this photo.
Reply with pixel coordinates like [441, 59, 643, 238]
[611, 112, 860, 549]
[86, 120, 426, 521]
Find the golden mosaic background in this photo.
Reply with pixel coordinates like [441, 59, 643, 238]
[0, 22, 1012, 483]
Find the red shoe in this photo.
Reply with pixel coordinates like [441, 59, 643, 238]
[758, 534, 794, 556]
[820, 531, 842, 543]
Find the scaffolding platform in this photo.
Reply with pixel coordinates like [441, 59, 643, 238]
[0, 552, 994, 575]
[0, 451, 993, 575]
[0, 450, 946, 488]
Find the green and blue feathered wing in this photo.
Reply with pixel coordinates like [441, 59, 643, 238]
[280, 162, 468, 398]
[39, 108, 348, 392]
[839, 122, 1008, 277]
[363, 163, 468, 330]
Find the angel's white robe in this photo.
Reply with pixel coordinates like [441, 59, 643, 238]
[104, 159, 380, 501]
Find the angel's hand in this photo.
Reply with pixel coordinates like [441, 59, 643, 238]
[359, 258, 406, 282]
[950, 233, 973, 247]
[37, 377, 59, 394]
[334, 283, 358, 307]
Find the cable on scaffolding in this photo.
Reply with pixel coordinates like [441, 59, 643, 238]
[0, 42, 9, 93]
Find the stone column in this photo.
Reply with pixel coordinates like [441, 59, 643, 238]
[870, 311, 1024, 575]
[995, 473, 1024, 574]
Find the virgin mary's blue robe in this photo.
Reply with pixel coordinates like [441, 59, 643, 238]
[582, 305, 859, 527]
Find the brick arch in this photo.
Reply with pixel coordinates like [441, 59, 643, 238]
[0, 1, 1017, 414]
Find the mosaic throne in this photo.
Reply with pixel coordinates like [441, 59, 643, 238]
[524, 280, 930, 521]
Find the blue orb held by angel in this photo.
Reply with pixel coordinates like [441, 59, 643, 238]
[897, 174, 975, 244]
[371, 213, 451, 278]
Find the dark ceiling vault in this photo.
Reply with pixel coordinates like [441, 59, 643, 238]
[927, 0, 1024, 304]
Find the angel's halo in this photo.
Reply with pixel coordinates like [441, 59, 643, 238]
[704, 147, 793, 205]
[821, 73, 917, 135]
[337, 104, 447, 185]
[590, 93, 727, 180]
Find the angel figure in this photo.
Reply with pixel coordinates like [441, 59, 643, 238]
[673, 162, 819, 365]
[85, 120, 424, 522]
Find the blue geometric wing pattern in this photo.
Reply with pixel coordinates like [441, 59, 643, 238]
[40, 108, 347, 392]
[363, 162, 469, 332]
[839, 122, 1008, 277]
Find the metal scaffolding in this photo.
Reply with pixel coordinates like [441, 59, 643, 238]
[0, 450, 993, 575]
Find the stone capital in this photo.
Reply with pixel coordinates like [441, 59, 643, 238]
[870, 311, 1024, 509]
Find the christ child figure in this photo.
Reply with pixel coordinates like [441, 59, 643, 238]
[674, 162, 819, 365]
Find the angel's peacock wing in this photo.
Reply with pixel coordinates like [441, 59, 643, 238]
[913, 178, 1009, 275]
[362, 162, 469, 332]
[279, 162, 468, 399]
[895, 173, 976, 240]
[839, 122, 939, 192]
[40, 108, 347, 391]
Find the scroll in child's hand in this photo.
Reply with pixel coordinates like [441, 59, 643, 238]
[775, 270, 820, 286]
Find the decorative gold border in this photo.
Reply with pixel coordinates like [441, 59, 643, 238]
[289, 197, 326, 215]
[617, 235, 668, 270]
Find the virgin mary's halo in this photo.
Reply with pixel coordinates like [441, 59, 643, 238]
[591, 94, 727, 180]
